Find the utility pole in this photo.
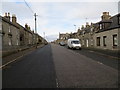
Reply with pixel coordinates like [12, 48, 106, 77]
[43, 32, 45, 44]
[34, 13, 38, 48]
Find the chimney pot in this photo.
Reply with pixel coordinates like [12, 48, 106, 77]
[12, 14, 17, 23]
[7, 12, 10, 21]
[86, 22, 89, 27]
[5, 13, 7, 17]
[101, 12, 111, 20]
[8, 12, 10, 16]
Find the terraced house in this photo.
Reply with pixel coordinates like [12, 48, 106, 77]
[58, 12, 120, 51]
[93, 12, 120, 50]
[1, 13, 20, 56]
[0, 12, 45, 57]
[79, 12, 120, 51]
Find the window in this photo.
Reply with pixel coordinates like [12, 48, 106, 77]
[91, 39, 93, 46]
[99, 24, 102, 30]
[16, 39, 19, 45]
[102, 23, 105, 29]
[71, 41, 80, 44]
[97, 37, 100, 46]
[118, 16, 120, 25]
[103, 36, 107, 46]
[9, 38, 12, 46]
[113, 34, 117, 46]
[0, 22, 2, 31]
[82, 40, 84, 46]
[8, 26, 11, 32]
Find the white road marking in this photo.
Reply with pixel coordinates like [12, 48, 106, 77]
[97, 61, 103, 65]
[0, 49, 35, 69]
[0, 55, 23, 69]
[89, 51, 94, 52]
[56, 78, 59, 88]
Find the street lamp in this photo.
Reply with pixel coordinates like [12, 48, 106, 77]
[74, 25, 76, 32]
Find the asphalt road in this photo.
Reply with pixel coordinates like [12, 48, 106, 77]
[3, 44, 56, 88]
[2, 44, 118, 88]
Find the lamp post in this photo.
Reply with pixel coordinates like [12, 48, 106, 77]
[74, 25, 76, 32]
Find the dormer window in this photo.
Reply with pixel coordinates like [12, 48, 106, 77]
[91, 27, 93, 32]
[0, 22, 2, 31]
[99, 24, 102, 30]
[118, 16, 120, 25]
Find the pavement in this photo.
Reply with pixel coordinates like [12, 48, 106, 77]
[2, 44, 45, 66]
[2, 44, 118, 88]
[82, 47, 119, 59]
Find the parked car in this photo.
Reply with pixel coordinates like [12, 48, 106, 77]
[59, 41, 66, 46]
[45, 42, 48, 45]
[67, 38, 81, 50]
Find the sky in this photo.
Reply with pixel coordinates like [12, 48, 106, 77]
[1, 0, 119, 42]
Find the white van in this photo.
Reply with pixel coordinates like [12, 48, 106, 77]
[67, 38, 81, 50]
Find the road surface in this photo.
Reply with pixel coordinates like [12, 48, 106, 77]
[2, 44, 118, 88]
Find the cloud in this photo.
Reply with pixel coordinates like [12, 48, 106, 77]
[1, 1, 119, 42]
[46, 34, 59, 42]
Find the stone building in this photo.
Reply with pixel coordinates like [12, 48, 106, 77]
[59, 33, 70, 44]
[77, 12, 120, 51]
[93, 12, 120, 50]
[1, 13, 20, 56]
[58, 12, 120, 51]
[0, 12, 46, 57]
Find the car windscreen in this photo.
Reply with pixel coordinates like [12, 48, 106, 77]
[71, 41, 80, 44]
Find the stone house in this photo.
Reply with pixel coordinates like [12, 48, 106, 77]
[1, 12, 46, 56]
[77, 12, 120, 51]
[93, 12, 120, 50]
[59, 33, 70, 44]
[1, 13, 20, 56]
[60, 12, 120, 51]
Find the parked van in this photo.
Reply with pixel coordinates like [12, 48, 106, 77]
[67, 38, 81, 50]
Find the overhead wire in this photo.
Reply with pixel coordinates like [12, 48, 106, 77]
[23, 0, 34, 14]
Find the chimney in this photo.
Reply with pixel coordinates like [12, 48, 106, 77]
[7, 12, 10, 21]
[25, 24, 28, 29]
[4, 12, 10, 21]
[86, 22, 90, 27]
[81, 25, 84, 30]
[101, 12, 111, 20]
[12, 14, 17, 23]
[4, 13, 7, 18]
[77, 27, 81, 33]
[28, 26, 31, 30]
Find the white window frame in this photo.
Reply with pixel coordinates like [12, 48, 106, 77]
[113, 34, 117, 46]
[99, 24, 102, 30]
[8, 26, 11, 33]
[91, 39, 93, 46]
[9, 38, 12, 46]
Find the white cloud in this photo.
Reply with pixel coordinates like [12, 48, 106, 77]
[1, 1, 119, 42]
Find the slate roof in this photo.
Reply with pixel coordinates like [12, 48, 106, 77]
[0, 15, 19, 29]
[96, 13, 120, 33]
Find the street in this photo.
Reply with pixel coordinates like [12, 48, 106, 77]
[3, 44, 118, 88]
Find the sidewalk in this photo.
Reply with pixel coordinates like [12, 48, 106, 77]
[82, 47, 119, 59]
[2, 44, 45, 66]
